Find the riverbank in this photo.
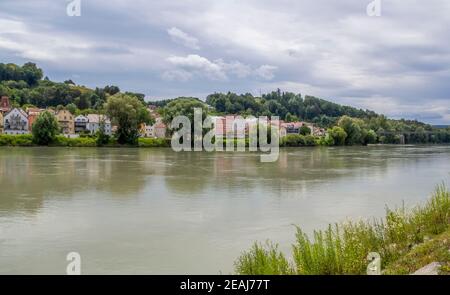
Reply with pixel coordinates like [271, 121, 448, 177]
[0, 134, 171, 148]
[0, 134, 329, 148]
[234, 185, 450, 275]
[1, 146, 449, 274]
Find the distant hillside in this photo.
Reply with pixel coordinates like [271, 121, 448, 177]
[0, 62, 145, 113]
[0, 62, 440, 134]
[205, 90, 379, 127]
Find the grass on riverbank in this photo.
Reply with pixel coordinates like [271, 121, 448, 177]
[383, 229, 450, 274]
[235, 184, 450, 275]
[0, 134, 34, 146]
[0, 134, 171, 147]
[138, 137, 171, 147]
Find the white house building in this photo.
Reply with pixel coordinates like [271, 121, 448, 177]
[86, 114, 112, 135]
[141, 123, 155, 137]
[3, 108, 29, 135]
[74, 115, 88, 133]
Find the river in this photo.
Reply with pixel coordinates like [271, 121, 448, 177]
[0, 145, 449, 274]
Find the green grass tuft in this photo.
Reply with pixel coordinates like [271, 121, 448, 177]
[235, 184, 450, 275]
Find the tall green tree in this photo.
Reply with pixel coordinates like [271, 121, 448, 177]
[96, 117, 110, 146]
[338, 116, 363, 145]
[299, 125, 311, 135]
[105, 93, 151, 144]
[32, 111, 60, 145]
[161, 97, 208, 136]
[328, 126, 347, 146]
[66, 103, 78, 114]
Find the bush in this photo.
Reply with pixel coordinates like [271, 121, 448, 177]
[281, 134, 303, 147]
[53, 135, 97, 147]
[328, 126, 347, 146]
[0, 134, 34, 146]
[317, 134, 335, 146]
[281, 134, 319, 147]
[234, 242, 293, 275]
[138, 137, 171, 147]
[299, 125, 311, 136]
[304, 135, 316, 146]
[96, 126, 110, 147]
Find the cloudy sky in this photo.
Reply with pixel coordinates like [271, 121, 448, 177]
[0, 0, 449, 124]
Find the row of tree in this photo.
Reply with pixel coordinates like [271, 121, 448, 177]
[1, 62, 449, 145]
[205, 90, 378, 125]
[30, 93, 151, 145]
[159, 97, 450, 145]
[0, 63, 146, 112]
[0, 62, 43, 86]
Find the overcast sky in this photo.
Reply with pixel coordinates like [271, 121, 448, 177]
[0, 0, 449, 124]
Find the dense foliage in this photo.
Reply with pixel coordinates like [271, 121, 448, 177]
[206, 90, 377, 125]
[161, 97, 209, 137]
[31, 111, 60, 145]
[1, 62, 449, 145]
[0, 63, 144, 113]
[0, 62, 43, 86]
[105, 93, 152, 144]
[0, 134, 34, 146]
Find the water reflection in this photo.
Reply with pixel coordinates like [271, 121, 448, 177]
[0, 145, 449, 274]
[1, 146, 448, 214]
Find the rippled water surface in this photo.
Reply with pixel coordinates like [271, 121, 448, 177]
[0, 146, 449, 274]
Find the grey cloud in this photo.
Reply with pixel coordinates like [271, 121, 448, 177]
[0, 0, 449, 124]
[167, 27, 200, 50]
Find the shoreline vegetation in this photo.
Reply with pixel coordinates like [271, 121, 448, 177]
[0, 134, 172, 148]
[1, 62, 450, 147]
[1, 134, 450, 148]
[234, 184, 450, 275]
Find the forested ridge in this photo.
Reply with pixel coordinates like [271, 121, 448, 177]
[1, 62, 449, 144]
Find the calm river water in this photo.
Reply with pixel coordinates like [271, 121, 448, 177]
[1, 146, 450, 274]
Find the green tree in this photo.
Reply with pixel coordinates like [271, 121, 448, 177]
[103, 85, 120, 95]
[329, 126, 347, 146]
[22, 62, 43, 85]
[66, 103, 78, 114]
[285, 112, 299, 123]
[161, 97, 208, 136]
[299, 125, 311, 135]
[364, 129, 377, 145]
[338, 116, 362, 145]
[32, 111, 60, 145]
[96, 117, 110, 146]
[105, 93, 151, 144]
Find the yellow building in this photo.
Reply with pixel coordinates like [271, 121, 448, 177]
[0, 111, 3, 134]
[56, 110, 75, 134]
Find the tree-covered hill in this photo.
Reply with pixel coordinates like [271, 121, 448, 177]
[1, 62, 449, 145]
[206, 90, 379, 127]
[0, 62, 145, 112]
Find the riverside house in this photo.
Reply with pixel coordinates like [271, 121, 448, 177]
[86, 114, 112, 135]
[209, 116, 325, 139]
[3, 108, 29, 135]
[56, 110, 75, 134]
[140, 123, 154, 138]
[0, 96, 11, 113]
[74, 115, 88, 133]
[153, 119, 167, 138]
[279, 121, 326, 137]
[27, 108, 44, 131]
[0, 112, 3, 133]
[140, 118, 167, 138]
